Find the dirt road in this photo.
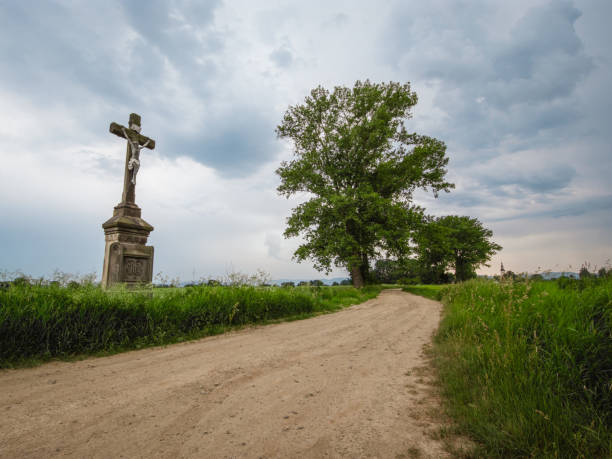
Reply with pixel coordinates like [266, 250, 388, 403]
[0, 290, 451, 458]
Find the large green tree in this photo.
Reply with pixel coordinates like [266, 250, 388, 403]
[275, 80, 453, 287]
[416, 215, 502, 282]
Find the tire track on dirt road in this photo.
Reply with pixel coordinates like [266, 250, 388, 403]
[0, 289, 457, 458]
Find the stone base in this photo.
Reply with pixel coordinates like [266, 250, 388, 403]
[101, 203, 154, 288]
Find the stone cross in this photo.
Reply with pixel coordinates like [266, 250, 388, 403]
[102, 113, 156, 288]
[109, 113, 156, 205]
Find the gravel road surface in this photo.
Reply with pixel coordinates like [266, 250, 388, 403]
[0, 289, 450, 458]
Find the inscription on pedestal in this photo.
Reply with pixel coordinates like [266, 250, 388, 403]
[103, 239, 154, 287]
[123, 257, 148, 283]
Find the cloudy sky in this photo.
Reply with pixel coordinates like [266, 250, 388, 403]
[1, 0, 610, 281]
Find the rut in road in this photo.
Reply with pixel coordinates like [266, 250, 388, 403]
[0, 289, 458, 458]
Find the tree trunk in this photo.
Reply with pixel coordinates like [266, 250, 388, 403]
[350, 264, 365, 288]
[455, 260, 476, 282]
[360, 253, 370, 284]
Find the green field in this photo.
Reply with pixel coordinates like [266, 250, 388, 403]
[0, 284, 381, 367]
[425, 278, 612, 458]
[401, 284, 447, 300]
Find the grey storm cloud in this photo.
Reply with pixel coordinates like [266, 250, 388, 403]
[0, 0, 284, 176]
[384, 0, 593, 154]
[0, 2, 133, 104]
[491, 2, 589, 102]
[167, 109, 280, 177]
[478, 164, 577, 194]
[488, 194, 612, 222]
[121, 0, 224, 78]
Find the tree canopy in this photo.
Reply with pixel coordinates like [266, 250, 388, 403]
[276, 80, 453, 287]
[415, 215, 502, 282]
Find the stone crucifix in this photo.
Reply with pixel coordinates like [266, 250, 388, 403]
[109, 113, 156, 205]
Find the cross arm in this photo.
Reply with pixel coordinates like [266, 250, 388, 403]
[109, 122, 156, 149]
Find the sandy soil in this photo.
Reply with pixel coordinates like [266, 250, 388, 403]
[0, 289, 454, 458]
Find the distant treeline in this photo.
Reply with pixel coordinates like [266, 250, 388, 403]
[370, 259, 612, 285]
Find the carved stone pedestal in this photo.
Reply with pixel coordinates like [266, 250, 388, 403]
[101, 203, 154, 288]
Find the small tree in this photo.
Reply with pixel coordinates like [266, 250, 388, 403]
[442, 216, 501, 281]
[276, 80, 453, 287]
[414, 216, 453, 283]
[416, 215, 501, 282]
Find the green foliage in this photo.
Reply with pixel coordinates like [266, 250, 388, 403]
[401, 284, 447, 301]
[11, 276, 31, 287]
[397, 276, 421, 285]
[579, 263, 595, 280]
[413, 217, 452, 284]
[371, 258, 421, 284]
[0, 283, 381, 366]
[276, 80, 453, 287]
[434, 278, 612, 457]
[415, 215, 501, 283]
[556, 274, 608, 292]
[597, 266, 611, 279]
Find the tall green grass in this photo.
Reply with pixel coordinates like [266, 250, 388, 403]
[0, 284, 381, 367]
[434, 278, 611, 458]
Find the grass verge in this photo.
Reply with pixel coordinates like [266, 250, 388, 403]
[0, 284, 381, 368]
[432, 278, 611, 458]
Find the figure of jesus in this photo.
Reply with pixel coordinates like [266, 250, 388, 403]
[109, 113, 156, 206]
[122, 126, 150, 186]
